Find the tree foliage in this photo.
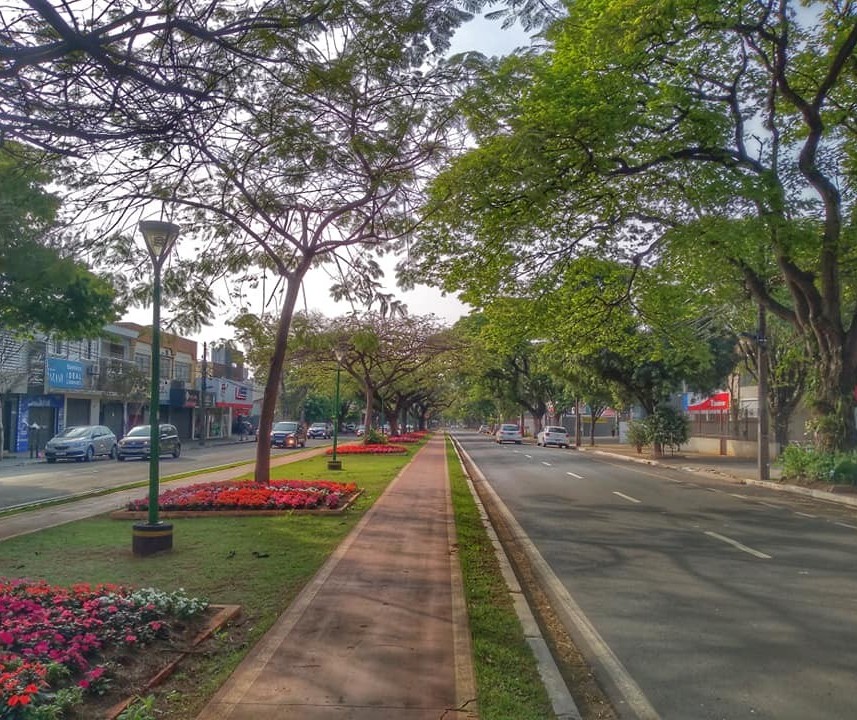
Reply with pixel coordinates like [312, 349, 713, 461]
[0, 147, 117, 337]
[413, 0, 857, 448]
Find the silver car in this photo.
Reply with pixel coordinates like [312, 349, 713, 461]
[495, 423, 523, 444]
[44, 425, 118, 463]
[537, 425, 571, 448]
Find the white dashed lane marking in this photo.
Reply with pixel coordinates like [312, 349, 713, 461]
[704, 531, 772, 559]
[613, 491, 641, 504]
[566, 471, 583, 479]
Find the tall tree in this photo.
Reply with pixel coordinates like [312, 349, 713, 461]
[67, 1, 473, 481]
[0, 146, 117, 336]
[413, 0, 857, 449]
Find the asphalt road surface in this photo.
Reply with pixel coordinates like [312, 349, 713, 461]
[0, 438, 331, 511]
[455, 430, 857, 720]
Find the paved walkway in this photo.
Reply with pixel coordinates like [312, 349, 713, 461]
[196, 435, 477, 719]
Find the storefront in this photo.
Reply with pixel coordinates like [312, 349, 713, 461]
[215, 380, 253, 438]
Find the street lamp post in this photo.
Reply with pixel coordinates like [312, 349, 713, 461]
[328, 349, 343, 471]
[132, 219, 180, 557]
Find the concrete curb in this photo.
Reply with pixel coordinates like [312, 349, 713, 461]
[450, 437, 583, 720]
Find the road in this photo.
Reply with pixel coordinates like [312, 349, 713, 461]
[454, 431, 857, 720]
[0, 438, 335, 511]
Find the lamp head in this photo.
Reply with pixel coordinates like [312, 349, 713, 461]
[139, 220, 180, 264]
[334, 347, 345, 363]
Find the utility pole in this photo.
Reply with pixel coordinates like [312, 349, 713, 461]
[199, 341, 207, 446]
[757, 304, 770, 481]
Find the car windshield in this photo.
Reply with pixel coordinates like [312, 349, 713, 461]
[501, 424, 518, 431]
[546, 427, 567, 433]
[310, 423, 325, 428]
[273, 422, 299, 432]
[58, 426, 91, 438]
[126, 426, 151, 437]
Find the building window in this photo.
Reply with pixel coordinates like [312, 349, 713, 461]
[159, 354, 173, 380]
[53, 339, 63, 355]
[135, 353, 149, 374]
[174, 362, 191, 381]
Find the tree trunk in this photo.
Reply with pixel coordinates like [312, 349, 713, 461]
[809, 352, 857, 452]
[363, 383, 374, 443]
[254, 268, 307, 483]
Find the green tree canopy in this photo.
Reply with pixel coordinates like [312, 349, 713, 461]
[0, 147, 117, 337]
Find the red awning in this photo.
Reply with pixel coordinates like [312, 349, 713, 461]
[687, 392, 730, 413]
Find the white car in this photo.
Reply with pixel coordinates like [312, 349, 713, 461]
[537, 425, 571, 448]
[495, 423, 523, 444]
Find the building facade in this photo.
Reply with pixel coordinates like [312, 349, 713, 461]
[1, 324, 258, 456]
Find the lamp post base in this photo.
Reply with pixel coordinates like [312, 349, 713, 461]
[132, 522, 174, 556]
[326, 460, 342, 471]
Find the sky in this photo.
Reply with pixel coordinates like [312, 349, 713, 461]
[121, 11, 534, 349]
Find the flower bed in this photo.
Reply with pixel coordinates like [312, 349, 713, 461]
[127, 479, 359, 512]
[325, 443, 409, 455]
[386, 433, 424, 443]
[0, 578, 208, 718]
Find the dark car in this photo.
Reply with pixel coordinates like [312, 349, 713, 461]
[270, 420, 307, 448]
[117, 424, 182, 461]
[44, 425, 117, 463]
[307, 422, 331, 439]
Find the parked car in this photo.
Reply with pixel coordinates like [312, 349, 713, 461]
[271, 421, 307, 448]
[307, 422, 331, 439]
[478, 424, 490, 434]
[117, 424, 182, 461]
[44, 425, 117, 463]
[537, 425, 571, 448]
[355, 424, 366, 437]
[495, 423, 523, 444]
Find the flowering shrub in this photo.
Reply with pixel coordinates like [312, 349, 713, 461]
[386, 433, 423, 443]
[325, 444, 408, 455]
[0, 578, 207, 718]
[128, 479, 359, 512]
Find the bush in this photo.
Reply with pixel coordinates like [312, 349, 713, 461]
[626, 421, 649, 453]
[778, 444, 857, 484]
[831, 458, 857, 485]
[364, 427, 388, 445]
[649, 407, 690, 454]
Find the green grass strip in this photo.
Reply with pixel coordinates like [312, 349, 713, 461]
[445, 436, 557, 720]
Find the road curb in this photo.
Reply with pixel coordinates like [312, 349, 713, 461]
[450, 437, 583, 720]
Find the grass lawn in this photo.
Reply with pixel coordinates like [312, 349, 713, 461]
[446, 437, 558, 720]
[0, 448, 417, 718]
[0, 435, 561, 720]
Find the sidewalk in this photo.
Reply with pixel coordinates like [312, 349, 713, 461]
[196, 434, 478, 719]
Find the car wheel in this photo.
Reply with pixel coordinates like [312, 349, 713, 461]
[47, 458, 56, 464]
[109, 445, 118, 460]
[172, 443, 181, 458]
[118, 455, 126, 462]
[515, 440, 522, 444]
[85, 446, 94, 462]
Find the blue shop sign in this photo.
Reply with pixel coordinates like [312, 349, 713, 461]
[48, 358, 85, 389]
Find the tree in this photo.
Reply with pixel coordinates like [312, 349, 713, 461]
[413, 1, 857, 449]
[0, 146, 117, 336]
[63, 1, 474, 481]
[738, 318, 809, 451]
[323, 313, 457, 441]
[0, 1, 327, 152]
